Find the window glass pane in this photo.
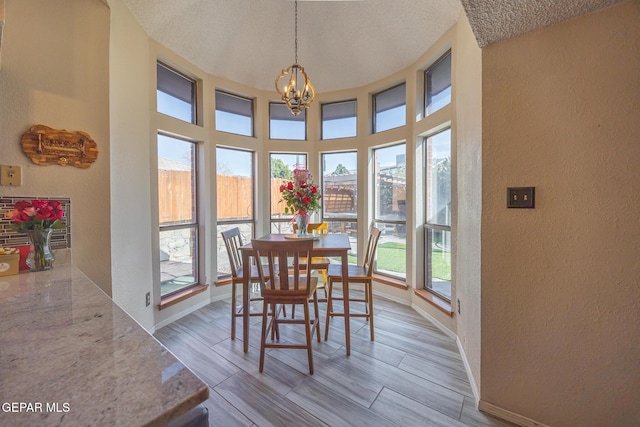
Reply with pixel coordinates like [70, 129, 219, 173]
[322, 152, 357, 219]
[426, 129, 451, 226]
[215, 90, 253, 136]
[326, 220, 358, 265]
[425, 51, 452, 116]
[425, 228, 451, 300]
[216, 147, 253, 221]
[160, 227, 197, 297]
[374, 144, 406, 221]
[158, 134, 198, 296]
[217, 222, 254, 278]
[157, 63, 196, 124]
[270, 103, 306, 140]
[374, 221, 406, 279]
[322, 100, 356, 139]
[374, 84, 406, 133]
[158, 135, 196, 225]
[270, 153, 307, 220]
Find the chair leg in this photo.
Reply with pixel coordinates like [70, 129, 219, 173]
[324, 278, 334, 341]
[367, 281, 374, 341]
[312, 292, 320, 343]
[231, 281, 237, 340]
[259, 300, 269, 373]
[303, 301, 314, 375]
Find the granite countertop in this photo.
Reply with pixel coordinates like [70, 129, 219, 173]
[0, 265, 208, 426]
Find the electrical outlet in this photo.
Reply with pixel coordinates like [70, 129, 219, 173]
[145, 292, 151, 307]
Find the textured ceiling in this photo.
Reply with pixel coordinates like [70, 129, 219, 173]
[460, 0, 627, 47]
[120, 0, 626, 92]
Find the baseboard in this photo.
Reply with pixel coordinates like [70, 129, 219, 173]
[456, 336, 479, 402]
[478, 400, 550, 427]
[412, 303, 480, 409]
[154, 298, 211, 330]
[372, 288, 411, 306]
[411, 302, 456, 340]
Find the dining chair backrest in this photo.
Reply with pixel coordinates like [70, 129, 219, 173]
[292, 222, 328, 235]
[221, 227, 244, 278]
[252, 239, 314, 292]
[362, 227, 382, 276]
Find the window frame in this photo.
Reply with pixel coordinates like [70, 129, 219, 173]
[269, 152, 308, 232]
[157, 133, 200, 299]
[216, 146, 255, 280]
[423, 127, 452, 302]
[373, 83, 406, 134]
[214, 89, 255, 137]
[372, 142, 407, 280]
[321, 99, 357, 140]
[269, 102, 307, 141]
[424, 50, 452, 117]
[157, 61, 197, 125]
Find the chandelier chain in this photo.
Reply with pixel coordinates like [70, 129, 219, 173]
[294, 0, 298, 64]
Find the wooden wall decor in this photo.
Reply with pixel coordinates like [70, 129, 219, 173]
[20, 124, 98, 168]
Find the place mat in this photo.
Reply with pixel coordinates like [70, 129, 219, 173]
[283, 234, 320, 240]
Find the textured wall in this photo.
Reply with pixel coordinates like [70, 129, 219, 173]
[0, 0, 111, 293]
[481, 2, 640, 425]
[454, 11, 483, 395]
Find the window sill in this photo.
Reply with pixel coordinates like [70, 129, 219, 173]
[372, 274, 407, 290]
[158, 284, 208, 310]
[414, 289, 453, 317]
[216, 277, 232, 286]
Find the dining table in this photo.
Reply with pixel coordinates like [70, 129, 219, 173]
[239, 233, 353, 355]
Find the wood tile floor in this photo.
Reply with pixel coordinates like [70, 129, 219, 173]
[154, 286, 516, 427]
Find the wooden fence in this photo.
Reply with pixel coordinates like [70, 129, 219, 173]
[159, 173, 360, 223]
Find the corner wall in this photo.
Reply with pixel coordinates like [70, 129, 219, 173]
[481, 2, 640, 425]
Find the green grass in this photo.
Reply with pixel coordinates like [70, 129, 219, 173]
[332, 242, 451, 281]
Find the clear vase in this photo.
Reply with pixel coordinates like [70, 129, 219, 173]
[295, 214, 309, 237]
[27, 228, 55, 272]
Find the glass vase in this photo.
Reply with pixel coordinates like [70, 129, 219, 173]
[27, 228, 55, 272]
[295, 214, 309, 237]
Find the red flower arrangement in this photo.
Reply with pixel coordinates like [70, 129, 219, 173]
[5, 199, 66, 233]
[279, 169, 322, 217]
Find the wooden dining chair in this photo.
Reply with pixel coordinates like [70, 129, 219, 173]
[291, 222, 330, 298]
[325, 226, 382, 342]
[252, 238, 321, 374]
[221, 227, 270, 341]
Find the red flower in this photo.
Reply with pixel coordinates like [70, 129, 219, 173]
[303, 196, 311, 204]
[296, 191, 303, 197]
[5, 199, 65, 232]
[287, 181, 294, 190]
[311, 186, 317, 193]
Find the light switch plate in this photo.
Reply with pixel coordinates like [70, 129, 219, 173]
[507, 187, 535, 208]
[0, 165, 22, 186]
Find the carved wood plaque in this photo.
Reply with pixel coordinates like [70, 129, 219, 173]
[20, 124, 98, 168]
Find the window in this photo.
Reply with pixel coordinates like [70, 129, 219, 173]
[270, 153, 307, 232]
[158, 134, 199, 297]
[373, 143, 406, 279]
[157, 62, 196, 124]
[322, 100, 357, 139]
[215, 90, 253, 136]
[425, 51, 452, 116]
[322, 152, 358, 264]
[269, 102, 306, 140]
[424, 128, 452, 301]
[373, 83, 406, 133]
[216, 147, 254, 279]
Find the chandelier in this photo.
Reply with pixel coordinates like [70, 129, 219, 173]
[275, 0, 316, 116]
